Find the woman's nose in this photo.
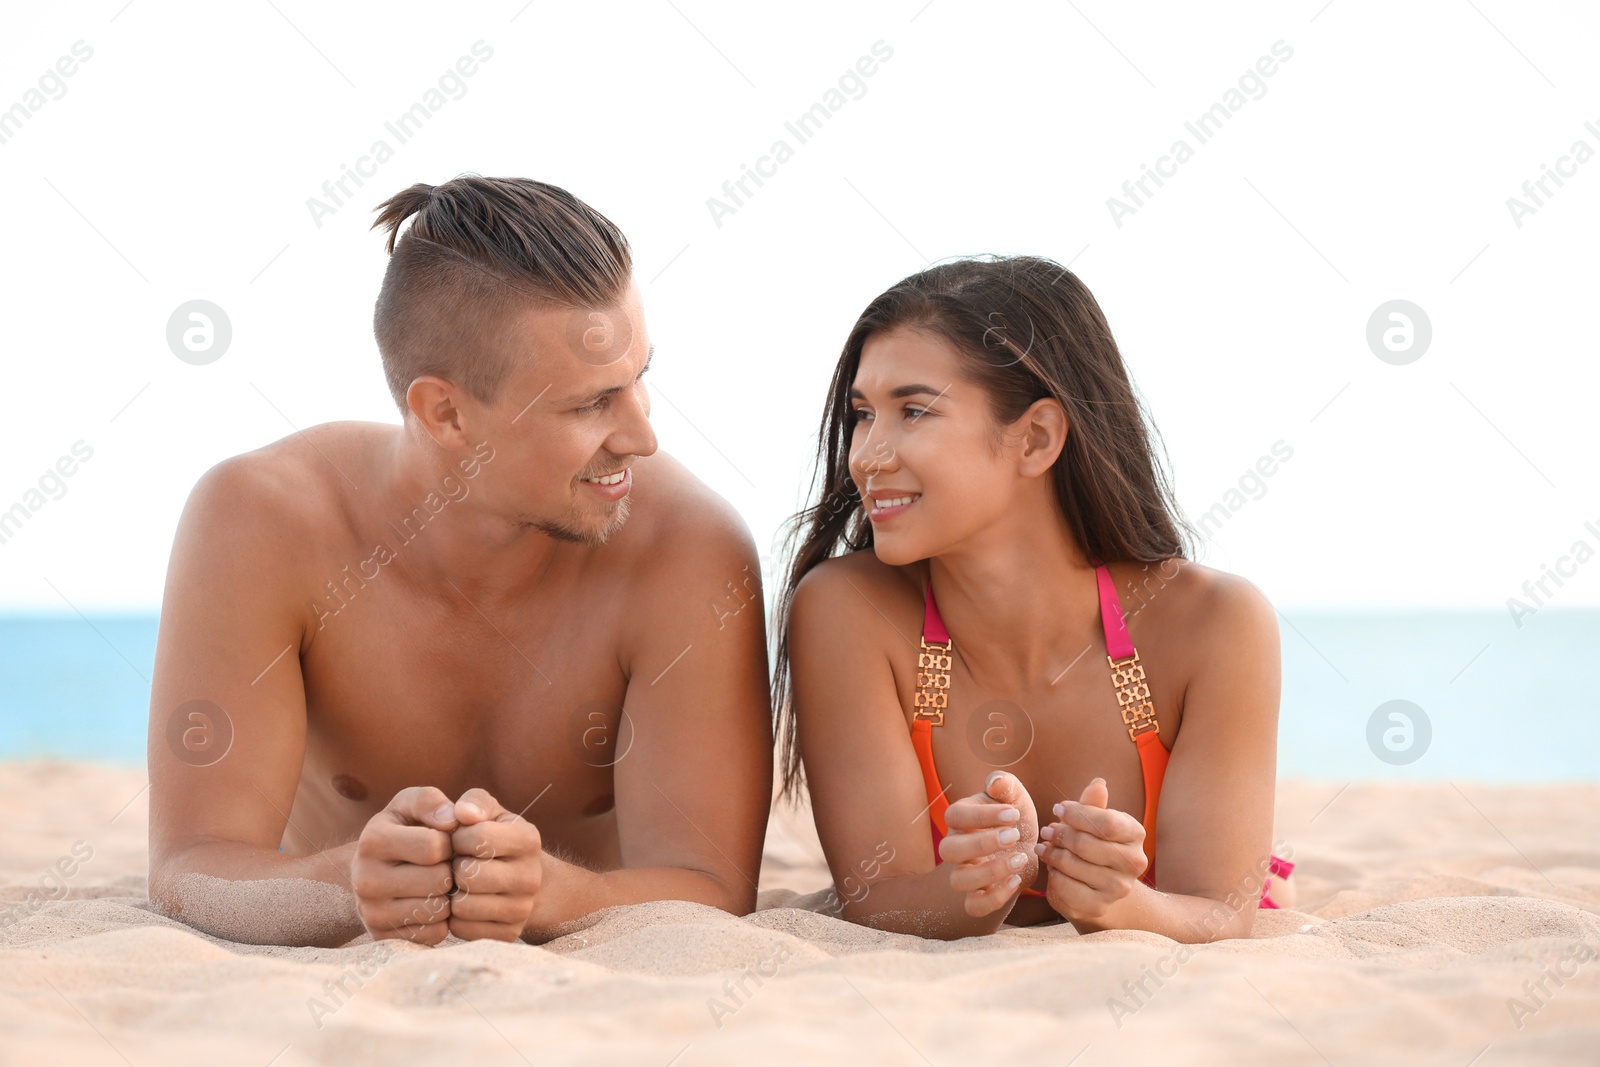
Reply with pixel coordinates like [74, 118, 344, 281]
[851, 433, 899, 481]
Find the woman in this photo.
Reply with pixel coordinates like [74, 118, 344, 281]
[773, 255, 1294, 940]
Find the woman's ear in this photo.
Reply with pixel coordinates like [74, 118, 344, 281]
[1015, 397, 1068, 477]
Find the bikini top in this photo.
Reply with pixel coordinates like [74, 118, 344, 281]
[909, 560, 1169, 892]
[907, 561, 1294, 908]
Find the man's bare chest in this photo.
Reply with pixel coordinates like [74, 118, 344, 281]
[290, 582, 631, 843]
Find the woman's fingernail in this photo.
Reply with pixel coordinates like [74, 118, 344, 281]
[1033, 843, 1047, 855]
[1052, 803, 1065, 817]
[1007, 852, 1028, 870]
[1040, 826, 1055, 841]
[1006, 874, 1022, 889]
[998, 826, 1020, 845]
[998, 807, 1020, 823]
[433, 804, 454, 822]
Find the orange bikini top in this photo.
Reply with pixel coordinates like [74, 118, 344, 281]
[909, 561, 1170, 893]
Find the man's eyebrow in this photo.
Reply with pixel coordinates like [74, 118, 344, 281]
[553, 344, 654, 407]
[847, 383, 947, 401]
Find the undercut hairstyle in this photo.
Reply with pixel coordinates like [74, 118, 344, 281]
[370, 175, 632, 411]
[771, 254, 1195, 799]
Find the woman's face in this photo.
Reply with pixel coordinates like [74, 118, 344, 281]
[847, 327, 1024, 566]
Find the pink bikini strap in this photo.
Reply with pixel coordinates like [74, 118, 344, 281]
[1092, 559, 1134, 660]
[923, 578, 950, 645]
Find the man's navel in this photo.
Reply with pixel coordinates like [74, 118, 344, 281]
[331, 773, 369, 801]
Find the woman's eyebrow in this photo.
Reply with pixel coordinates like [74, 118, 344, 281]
[848, 382, 947, 400]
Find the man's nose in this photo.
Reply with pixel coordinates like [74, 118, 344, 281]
[612, 381, 658, 459]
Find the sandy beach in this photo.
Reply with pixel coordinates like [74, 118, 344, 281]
[3, 761, 1597, 1066]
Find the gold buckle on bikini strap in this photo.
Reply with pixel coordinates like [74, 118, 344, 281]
[914, 637, 952, 726]
[1108, 650, 1159, 743]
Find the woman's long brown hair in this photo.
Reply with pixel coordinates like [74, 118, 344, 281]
[770, 254, 1194, 800]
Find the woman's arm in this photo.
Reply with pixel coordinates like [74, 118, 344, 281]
[1039, 570, 1284, 941]
[789, 562, 1037, 939]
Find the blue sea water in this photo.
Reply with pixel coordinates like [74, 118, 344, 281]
[0, 611, 1595, 781]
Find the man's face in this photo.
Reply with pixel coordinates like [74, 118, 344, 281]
[473, 281, 658, 545]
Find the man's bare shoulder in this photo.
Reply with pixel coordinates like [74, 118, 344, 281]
[623, 450, 757, 562]
[185, 422, 390, 539]
[608, 452, 767, 690]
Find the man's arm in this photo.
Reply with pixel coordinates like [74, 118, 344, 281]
[151, 456, 464, 948]
[518, 503, 773, 941]
[146, 454, 370, 946]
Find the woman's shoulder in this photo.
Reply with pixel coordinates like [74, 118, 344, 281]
[1119, 556, 1270, 606]
[1120, 557, 1277, 662]
[791, 549, 925, 636]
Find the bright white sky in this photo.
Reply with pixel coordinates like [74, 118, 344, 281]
[1, 1, 1596, 612]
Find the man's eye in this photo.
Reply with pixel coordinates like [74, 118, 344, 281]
[580, 397, 609, 414]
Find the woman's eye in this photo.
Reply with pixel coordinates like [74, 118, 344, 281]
[851, 406, 929, 424]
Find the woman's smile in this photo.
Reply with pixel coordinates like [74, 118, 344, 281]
[867, 489, 921, 521]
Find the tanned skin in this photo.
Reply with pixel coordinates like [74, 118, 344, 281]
[790, 326, 1291, 941]
[147, 283, 771, 947]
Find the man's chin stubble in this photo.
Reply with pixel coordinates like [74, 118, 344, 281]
[524, 496, 631, 545]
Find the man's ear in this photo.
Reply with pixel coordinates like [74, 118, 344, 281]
[1015, 397, 1068, 477]
[405, 375, 471, 449]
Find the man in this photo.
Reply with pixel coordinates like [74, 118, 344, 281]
[146, 176, 771, 947]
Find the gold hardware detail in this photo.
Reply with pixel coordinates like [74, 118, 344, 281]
[914, 638, 952, 725]
[1108, 651, 1159, 742]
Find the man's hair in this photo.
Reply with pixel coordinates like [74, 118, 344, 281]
[370, 175, 632, 411]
